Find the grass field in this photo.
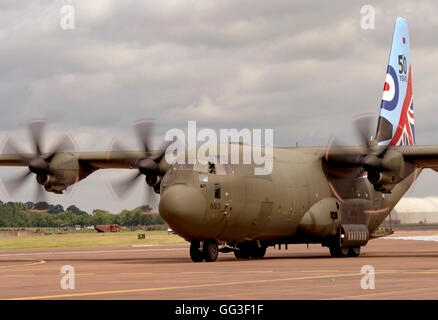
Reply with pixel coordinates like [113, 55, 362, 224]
[0, 231, 187, 250]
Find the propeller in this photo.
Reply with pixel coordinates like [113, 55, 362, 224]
[325, 113, 396, 190]
[1, 119, 75, 201]
[108, 119, 171, 208]
[352, 114, 389, 170]
[326, 114, 387, 164]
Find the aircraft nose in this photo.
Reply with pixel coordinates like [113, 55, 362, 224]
[159, 184, 206, 234]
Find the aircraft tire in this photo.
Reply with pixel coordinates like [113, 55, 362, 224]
[347, 246, 361, 257]
[250, 246, 267, 259]
[329, 245, 349, 257]
[203, 240, 218, 262]
[190, 242, 204, 262]
[234, 249, 250, 259]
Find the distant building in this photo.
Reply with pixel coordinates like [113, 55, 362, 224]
[94, 224, 121, 232]
[392, 197, 438, 224]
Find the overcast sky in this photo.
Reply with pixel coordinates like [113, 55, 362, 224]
[0, 0, 437, 213]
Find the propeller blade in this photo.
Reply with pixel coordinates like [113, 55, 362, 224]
[107, 139, 137, 167]
[45, 134, 75, 162]
[353, 114, 375, 153]
[324, 136, 364, 167]
[139, 157, 159, 173]
[135, 119, 154, 155]
[142, 183, 158, 212]
[34, 182, 47, 203]
[2, 137, 31, 164]
[2, 170, 33, 197]
[151, 139, 174, 165]
[110, 172, 143, 200]
[28, 157, 49, 175]
[109, 119, 168, 202]
[28, 119, 46, 157]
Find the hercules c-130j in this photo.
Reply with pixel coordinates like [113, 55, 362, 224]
[0, 17, 437, 262]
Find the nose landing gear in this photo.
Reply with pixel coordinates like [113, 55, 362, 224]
[190, 239, 218, 262]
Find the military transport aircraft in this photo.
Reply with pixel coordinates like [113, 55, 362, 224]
[0, 17, 437, 262]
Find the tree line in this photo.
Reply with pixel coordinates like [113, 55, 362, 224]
[0, 201, 165, 228]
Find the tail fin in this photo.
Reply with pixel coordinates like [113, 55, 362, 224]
[375, 17, 415, 146]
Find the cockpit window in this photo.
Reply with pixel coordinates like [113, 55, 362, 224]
[193, 162, 233, 175]
[170, 162, 234, 176]
[208, 162, 216, 174]
[216, 164, 234, 175]
[163, 163, 196, 185]
[194, 163, 208, 173]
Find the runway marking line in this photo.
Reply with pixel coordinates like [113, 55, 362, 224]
[120, 272, 153, 275]
[301, 270, 341, 273]
[182, 272, 216, 274]
[6, 270, 398, 300]
[0, 247, 186, 258]
[404, 271, 438, 274]
[0, 259, 46, 272]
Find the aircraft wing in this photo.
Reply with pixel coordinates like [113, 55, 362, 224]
[318, 145, 438, 172]
[0, 154, 29, 167]
[395, 145, 438, 172]
[0, 150, 170, 170]
[77, 151, 146, 169]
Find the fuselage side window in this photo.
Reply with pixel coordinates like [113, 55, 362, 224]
[214, 183, 221, 199]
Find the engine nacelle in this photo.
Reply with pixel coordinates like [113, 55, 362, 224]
[37, 174, 55, 186]
[146, 175, 163, 193]
[368, 171, 399, 185]
[36, 174, 67, 194]
[367, 149, 405, 193]
[382, 149, 405, 174]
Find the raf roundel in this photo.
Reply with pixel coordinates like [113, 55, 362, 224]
[381, 65, 399, 111]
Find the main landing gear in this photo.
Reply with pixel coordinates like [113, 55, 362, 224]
[190, 239, 218, 262]
[329, 244, 361, 257]
[234, 242, 267, 259]
[190, 240, 267, 262]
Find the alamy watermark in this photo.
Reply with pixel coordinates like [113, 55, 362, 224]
[60, 3, 75, 30]
[360, 265, 375, 290]
[60, 265, 75, 290]
[164, 121, 274, 175]
[360, 5, 375, 30]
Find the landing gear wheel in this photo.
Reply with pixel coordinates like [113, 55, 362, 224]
[190, 241, 204, 262]
[234, 249, 250, 259]
[203, 240, 218, 262]
[329, 245, 349, 257]
[251, 246, 267, 259]
[234, 242, 266, 259]
[348, 246, 361, 257]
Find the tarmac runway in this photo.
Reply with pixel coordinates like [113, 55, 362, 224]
[1, 229, 438, 300]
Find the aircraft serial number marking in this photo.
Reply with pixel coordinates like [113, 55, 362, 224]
[210, 203, 221, 210]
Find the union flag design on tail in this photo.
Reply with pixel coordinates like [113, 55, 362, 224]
[389, 66, 415, 146]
